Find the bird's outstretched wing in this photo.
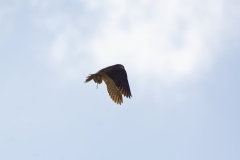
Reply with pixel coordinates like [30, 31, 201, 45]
[85, 64, 131, 105]
[100, 64, 132, 98]
[101, 72, 123, 104]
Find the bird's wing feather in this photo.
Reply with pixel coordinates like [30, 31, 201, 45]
[101, 73, 123, 105]
[100, 66, 132, 98]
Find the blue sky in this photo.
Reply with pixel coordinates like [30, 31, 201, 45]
[0, 0, 240, 159]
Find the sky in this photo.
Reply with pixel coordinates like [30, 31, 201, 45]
[0, 0, 240, 159]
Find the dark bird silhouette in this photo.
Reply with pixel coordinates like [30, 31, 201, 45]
[85, 64, 132, 104]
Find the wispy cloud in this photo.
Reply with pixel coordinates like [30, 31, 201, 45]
[31, 0, 240, 88]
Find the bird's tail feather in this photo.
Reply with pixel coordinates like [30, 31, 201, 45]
[85, 74, 94, 83]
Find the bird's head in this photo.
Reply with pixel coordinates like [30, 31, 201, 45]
[93, 74, 102, 84]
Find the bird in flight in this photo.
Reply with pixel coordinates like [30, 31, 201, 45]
[85, 64, 132, 105]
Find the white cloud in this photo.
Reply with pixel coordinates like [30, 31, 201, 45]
[91, 0, 218, 85]
[48, 24, 93, 80]
[34, 0, 239, 88]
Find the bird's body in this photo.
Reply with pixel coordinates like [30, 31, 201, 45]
[85, 64, 132, 104]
